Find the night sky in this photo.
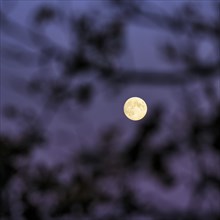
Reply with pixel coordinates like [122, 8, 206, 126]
[1, 1, 219, 219]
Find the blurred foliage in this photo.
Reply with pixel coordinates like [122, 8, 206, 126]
[0, 1, 220, 220]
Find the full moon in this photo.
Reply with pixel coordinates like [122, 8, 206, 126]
[123, 97, 147, 121]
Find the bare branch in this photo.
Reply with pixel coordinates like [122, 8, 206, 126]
[112, 68, 219, 86]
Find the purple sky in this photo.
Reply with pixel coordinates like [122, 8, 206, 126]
[0, 0, 217, 213]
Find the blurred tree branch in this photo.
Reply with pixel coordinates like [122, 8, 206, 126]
[1, 1, 220, 220]
[1, 8, 219, 88]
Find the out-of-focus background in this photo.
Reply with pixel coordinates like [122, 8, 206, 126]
[0, 1, 219, 220]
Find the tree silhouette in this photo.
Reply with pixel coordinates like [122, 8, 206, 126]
[0, 1, 219, 220]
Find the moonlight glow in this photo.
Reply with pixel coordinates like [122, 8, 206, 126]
[123, 97, 147, 121]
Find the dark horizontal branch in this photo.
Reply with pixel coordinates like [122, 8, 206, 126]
[112, 68, 219, 86]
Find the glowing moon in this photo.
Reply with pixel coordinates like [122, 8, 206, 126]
[123, 97, 147, 121]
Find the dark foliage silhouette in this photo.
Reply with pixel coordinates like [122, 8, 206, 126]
[0, 1, 220, 220]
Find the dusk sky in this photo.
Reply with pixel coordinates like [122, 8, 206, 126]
[1, 1, 219, 219]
